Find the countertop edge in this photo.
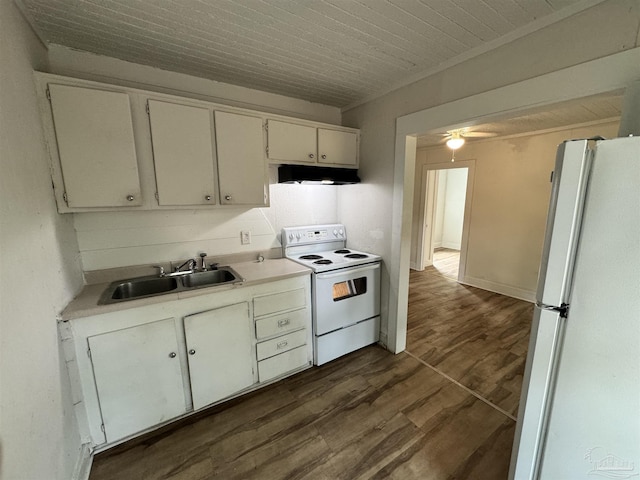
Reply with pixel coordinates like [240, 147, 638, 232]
[60, 259, 311, 321]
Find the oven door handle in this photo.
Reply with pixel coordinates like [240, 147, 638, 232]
[315, 262, 380, 280]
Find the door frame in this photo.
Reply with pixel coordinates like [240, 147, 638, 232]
[414, 160, 475, 281]
[386, 49, 640, 355]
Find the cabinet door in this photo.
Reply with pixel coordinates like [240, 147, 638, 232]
[267, 120, 317, 163]
[184, 302, 254, 410]
[48, 84, 142, 208]
[88, 318, 186, 443]
[318, 128, 358, 166]
[215, 111, 268, 206]
[148, 100, 216, 206]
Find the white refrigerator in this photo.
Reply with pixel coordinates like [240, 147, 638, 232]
[509, 137, 640, 479]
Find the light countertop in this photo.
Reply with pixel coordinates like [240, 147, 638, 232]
[60, 258, 311, 321]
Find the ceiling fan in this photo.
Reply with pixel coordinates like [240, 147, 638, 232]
[440, 128, 497, 150]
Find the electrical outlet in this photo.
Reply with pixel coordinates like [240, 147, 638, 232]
[241, 230, 251, 245]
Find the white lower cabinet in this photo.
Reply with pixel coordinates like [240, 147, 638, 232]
[184, 302, 254, 410]
[64, 274, 312, 450]
[88, 317, 187, 443]
[258, 346, 309, 382]
[253, 287, 312, 383]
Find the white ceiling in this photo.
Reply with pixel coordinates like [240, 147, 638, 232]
[19, 0, 601, 109]
[416, 92, 623, 147]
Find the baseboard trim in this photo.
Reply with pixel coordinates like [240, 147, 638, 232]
[460, 276, 535, 303]
[72, 443, 93, 480]
[409, 261, 423, 271]
[440, 242, 461, 250]
[378, 331, 388, 349]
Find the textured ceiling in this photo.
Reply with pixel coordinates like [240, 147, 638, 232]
[20, 0, 597, 108]
[416, 92, 622, 148]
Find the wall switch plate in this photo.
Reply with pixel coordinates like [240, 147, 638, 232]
[241, 230, 251, 245]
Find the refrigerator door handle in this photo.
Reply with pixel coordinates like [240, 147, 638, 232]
[536, 303, 569, 317]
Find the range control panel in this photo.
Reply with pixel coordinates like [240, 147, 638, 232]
[282, 224, 346, 246]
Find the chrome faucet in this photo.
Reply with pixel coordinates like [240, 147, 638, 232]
[175, 258, 196, 273]
[199, 253, 207, 271]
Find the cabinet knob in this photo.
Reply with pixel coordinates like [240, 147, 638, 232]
[205, 195, 211, 201]
[189, 349, 196, 355]
[321, 154, 327, 160]
[126, 195, 135, 201]
[224, 195, 232, 201]
[168, 352, 177, 358]
[308, 153, 315, 159]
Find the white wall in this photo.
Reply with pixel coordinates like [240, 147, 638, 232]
[414, 121, 619, 300]
[43, 48, 342, 271]
[48, 45, 341, 125]
[0, 1, 85, 479]
[432, 172, 447, 248]
[341, 0, 640, 349]
[439, 168, 467, 250]
[76, 183, 339, 271]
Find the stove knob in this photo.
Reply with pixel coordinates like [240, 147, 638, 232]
[333, 229, 338, 236]
[296, 233, 301, 240]
[288, 233, 294, 241]
[339, 229, 344, 236]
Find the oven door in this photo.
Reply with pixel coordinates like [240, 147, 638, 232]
[313, 262, 380, 335]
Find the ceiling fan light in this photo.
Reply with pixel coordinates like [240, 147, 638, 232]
[446, 137, 465, 150]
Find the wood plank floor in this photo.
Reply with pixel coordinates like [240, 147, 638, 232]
[431, 248, 460, 279]
[89, 271, 532, 480]
[407, 268, 532, 417]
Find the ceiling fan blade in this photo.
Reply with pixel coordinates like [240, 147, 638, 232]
[463, 131, 497, 138]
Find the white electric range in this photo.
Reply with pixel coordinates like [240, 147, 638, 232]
[282, 224, 381, 365]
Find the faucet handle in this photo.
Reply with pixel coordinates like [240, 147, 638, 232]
[209, 262, 219, 270]
[152, 265, 165, 277]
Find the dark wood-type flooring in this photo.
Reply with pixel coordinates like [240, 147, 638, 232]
[89, 268, 533, 480]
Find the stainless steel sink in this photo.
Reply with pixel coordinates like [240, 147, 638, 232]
[181, 269, 236, 288]
[109, 276, 178, 300]
[99, 266, 243, 304]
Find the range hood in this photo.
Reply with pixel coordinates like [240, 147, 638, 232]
[278, 165, 360, 185]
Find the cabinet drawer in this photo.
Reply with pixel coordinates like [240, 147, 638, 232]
[258, 345, 309, 382]
[253, 288, 306, 318]
[255, 308, 308, 340]
[256, 328, 307, 361]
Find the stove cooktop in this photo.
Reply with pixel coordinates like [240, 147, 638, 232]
[282, 224, 381, 272]
[288, 248, 381, 273]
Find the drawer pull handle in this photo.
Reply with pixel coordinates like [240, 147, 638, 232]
[276, 340, 288, 349]
[277, 318, 290, 327]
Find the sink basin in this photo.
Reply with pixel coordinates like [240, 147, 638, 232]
[99, 266, 243, 304]
[109, 276, 178, 301]
[181, 269, 237, 288]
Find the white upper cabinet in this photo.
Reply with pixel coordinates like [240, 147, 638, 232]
[267, 121, 317, 163]
[148, 100, 216, 206]
[318, 128, 358, 166]
[267, 119, 358, 167]
[214, 111, 268, 206]
[37, 73, 358, 212]
[48, 84, 142, 208]
[184, 302, 255, 410]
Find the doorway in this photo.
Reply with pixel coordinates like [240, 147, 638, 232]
[412, 160, 475, 282]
